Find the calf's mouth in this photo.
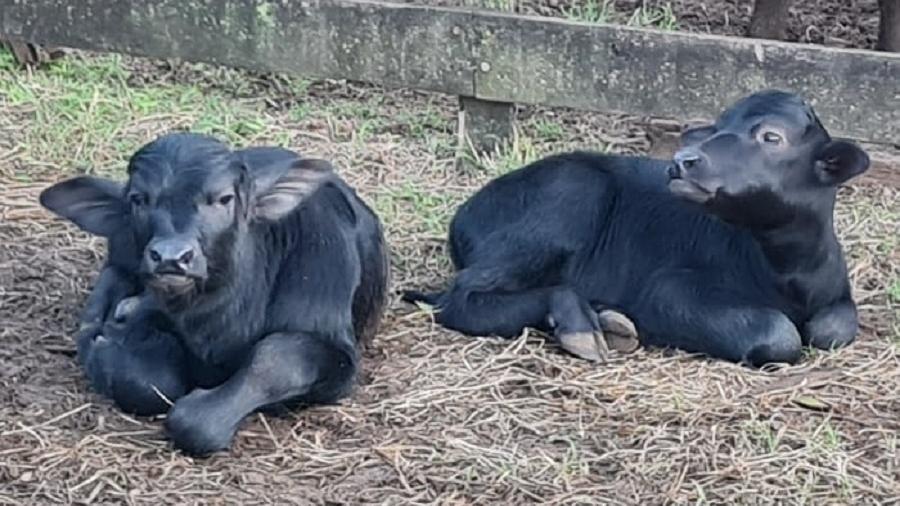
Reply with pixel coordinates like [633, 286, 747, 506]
[147, 273, 199, 296]
[667, 164, 714, 204]
[668, 178, 714, 204]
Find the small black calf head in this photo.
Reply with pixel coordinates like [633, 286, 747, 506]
[668, 90, 869, 226]
[40, 133, 334, 300]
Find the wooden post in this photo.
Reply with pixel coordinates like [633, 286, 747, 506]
[459, 96, 515, 154]
[879, 0, 900, 52]
[1, 38, 64, 66]
[749, 0, 792, 40]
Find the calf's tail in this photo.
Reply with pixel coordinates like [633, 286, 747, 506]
[401, 289, 444, 306]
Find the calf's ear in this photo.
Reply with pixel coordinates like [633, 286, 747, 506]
[814, 140, 869, 185]
[252, 158, 334, 221]
[39, 176, 128, 237]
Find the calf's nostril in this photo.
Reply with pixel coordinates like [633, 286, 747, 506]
[149, 249, 162, 263]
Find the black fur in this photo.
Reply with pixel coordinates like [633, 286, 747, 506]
[40, 133, 389, 455]
[405, 90, 868, 367]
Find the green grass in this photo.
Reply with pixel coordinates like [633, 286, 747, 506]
[626, 4, 679, 30]
[889, 279, 900, 303]
[463, 128, 542, 176]
[743, 420, 781, 454]
[329, 98, 381, 121]
[566, 1, 678, 30]
[288, 102, 313, 123]
[0, 49, 17, 72]
[565, 0, 615, 24]
[471, 0, 518, 12]
[530, 118, 565, 141]
[374, 182, 461, 237]
[397, 108, 450, 140]
[0, 48, 273, 178]
[816, 420, 842, 452]
[281, 76, 311, 97]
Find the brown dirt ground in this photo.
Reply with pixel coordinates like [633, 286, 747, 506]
[1, 3, 899, 503]
[407, 0, 884, 50]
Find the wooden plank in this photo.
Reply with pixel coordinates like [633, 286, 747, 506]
[473, 12, 900, 144]
[2, 0, 898, 144]
[0, 0, 475, 96]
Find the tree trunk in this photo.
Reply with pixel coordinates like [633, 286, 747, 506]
[749, 0, 793, 40]
[878, 0, 900, 52]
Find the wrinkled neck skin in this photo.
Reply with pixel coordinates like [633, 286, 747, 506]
[747, 188, 850, 316]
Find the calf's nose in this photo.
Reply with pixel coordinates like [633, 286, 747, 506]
[147, 238, 197, 274]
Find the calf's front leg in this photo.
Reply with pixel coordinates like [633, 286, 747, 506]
[80, 296, 192, 416]
[79, 266, 137, 330]
[165, 331, 357, 456]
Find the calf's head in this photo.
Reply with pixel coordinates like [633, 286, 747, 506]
[40, 133, 333, 301]
[668, 90, 869, 227]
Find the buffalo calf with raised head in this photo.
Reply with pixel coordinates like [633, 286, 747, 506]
[406, 90, 868, 367]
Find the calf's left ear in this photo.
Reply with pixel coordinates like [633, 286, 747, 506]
[252, 158, 334, 221]
[39, 176, 128, 237]
[814, 140, 869, 185]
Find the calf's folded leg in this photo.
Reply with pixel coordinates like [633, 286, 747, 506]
[430, 279, 635, 361]
[631, 271, 803, 366]
[79, 309, 192, 416]
[165, 331, 357, 456]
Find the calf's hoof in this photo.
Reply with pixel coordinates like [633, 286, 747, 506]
[557, 330, 610, 362]
[553, 309, 641, 361]
[596, 309, 640, 353]
[75, 323, 106, 365]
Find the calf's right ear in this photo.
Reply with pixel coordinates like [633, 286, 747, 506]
[39, 176, 128, 237]
[252, 158, 335, 221]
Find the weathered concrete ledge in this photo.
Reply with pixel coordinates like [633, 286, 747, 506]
[1, 0, 898, 144]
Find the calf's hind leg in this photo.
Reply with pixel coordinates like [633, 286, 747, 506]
[165, 331, 357, 456]
[411, 264, 638, 360]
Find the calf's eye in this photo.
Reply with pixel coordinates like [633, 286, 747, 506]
[762, 131, 783, 144]
[218, 194, 235, 206]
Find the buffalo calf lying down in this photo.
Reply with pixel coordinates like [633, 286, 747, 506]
[405, 91, 869, 367]
[40, 133, 389, 455]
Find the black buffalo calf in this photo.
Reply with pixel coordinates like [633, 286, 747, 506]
[406, 90, 868, 367]
[40, 134, 389, 454]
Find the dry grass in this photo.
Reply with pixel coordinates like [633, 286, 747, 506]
[1, 46, 898, 505]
